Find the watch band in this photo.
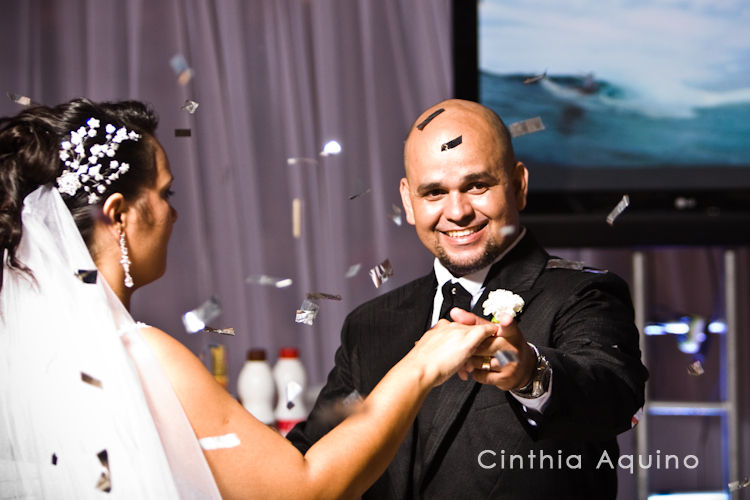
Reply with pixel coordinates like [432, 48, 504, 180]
[511, 343, 551, 399]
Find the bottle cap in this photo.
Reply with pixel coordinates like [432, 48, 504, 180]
[278, 347, 299, 358]
[247, 348, 267, 361]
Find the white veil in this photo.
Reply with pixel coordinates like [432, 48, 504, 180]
[0, 186, 220, 499]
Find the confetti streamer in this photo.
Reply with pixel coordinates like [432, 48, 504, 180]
[345, 264, 361, 278]
[295, 300, 319, 326]
[606, 195, 630, 226]
[182, 295, 222, 334]
[441, 135, 462, 151]
[81, 372, 103, 389]
[180, 99, 199, 114]
[201, 326, 235, 336]
[369, 259, 393, 288]
[416, 108, 445, 130]
[169, 54, 194, 85]
[95, 450, 111, 492]
[306, 292, 342, 301]
[174, 128, 191, 137]
[199, 433, 241, 450]
[74, 269, 98, 284]
[246, 274, 293, 288]
[509, 117, 545, 138]
[292, 198, 301, 238]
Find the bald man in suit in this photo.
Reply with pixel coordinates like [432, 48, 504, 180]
[288, 99, 648, 499]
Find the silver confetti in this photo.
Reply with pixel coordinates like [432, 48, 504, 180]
[6, 91, 33, 106]
[345, 264, 361, 278]
[509, 117, 545, 138]
[687, 359, 704, 376]
[416, 108, 445, 131]
[500, 225, 516, 236]
[390, 204, 402, 226]
[349, 187, 372, 200]
[286, 157, 318, 166]
[729, 477, 750, 492]
[201, 326, 235, 336]
[81, 372, 103, 389]
[246, 274, 293, 288]
[95, 450, 111, 493]
[285, 381, 303, 409]
[606, 195, 630, 226]
[295, 300, 319, 326]
[494, 350, 518, 367]
[320, 140, 342, 157]
[182, 295, 222, 334]
[369, 259, 393, 288]
[306, 292, 342, 301]
[180, 99, 199, 114]
[199, 433, 241, 450]
[74, 269, 98, 284]
[51, 453, 58, 465]
[170, 54, 194, 85]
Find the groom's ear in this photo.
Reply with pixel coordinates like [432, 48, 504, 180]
[399, 178, 415, 226]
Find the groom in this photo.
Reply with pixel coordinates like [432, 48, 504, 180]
[288, 99, 648, 499]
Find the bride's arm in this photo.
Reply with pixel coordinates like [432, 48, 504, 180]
[139, 319, 495, 500]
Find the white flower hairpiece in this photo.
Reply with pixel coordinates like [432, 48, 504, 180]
[56, 117, 141, 204]
[482, 289, 525, 323]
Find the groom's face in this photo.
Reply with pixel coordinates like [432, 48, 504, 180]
[400, 103, 527, 277]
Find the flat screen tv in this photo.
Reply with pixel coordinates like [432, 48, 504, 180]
[453, 0, 750, 247]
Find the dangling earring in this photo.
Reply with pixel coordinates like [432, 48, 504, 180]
[119, 225, 134, 288]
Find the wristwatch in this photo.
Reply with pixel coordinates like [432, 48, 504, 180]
[511, 343, 551, 399]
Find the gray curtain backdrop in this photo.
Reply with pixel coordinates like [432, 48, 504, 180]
[1, 1, 747, 497]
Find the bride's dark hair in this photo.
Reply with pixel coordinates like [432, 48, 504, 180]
[0, 97, 159, 291]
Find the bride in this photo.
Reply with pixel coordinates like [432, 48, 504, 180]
[0, 98, 496, 499]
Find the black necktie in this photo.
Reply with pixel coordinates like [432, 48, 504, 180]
[438, 281, 472, 320]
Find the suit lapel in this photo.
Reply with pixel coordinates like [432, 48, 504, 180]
[419, 231, 549, 481]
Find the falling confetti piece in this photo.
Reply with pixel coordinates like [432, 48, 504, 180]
[81, 372, 103, 389]
[295, 300, 319, 326]
[201, 326, 235, 336]
[51, 453, 58, 465]
[687, 359, 704, 376]
[292, 198, 301, 238]
[169, 54, 194, 85]
[494, 350, 518, 367]
[345, 264, 361, 278]
[441, 135, 462, 151]
[389, 204, 403, 226]
[174, 128, 191, 137]
[509, 117, 545, 138]
[320, 140, 342, 156]
[349, 187, 372, 200]
[246, 274, 293, 288]
[306, 292, 342, 301]
[500, 225, 516, 236]
[523, 72, 547, 84]
[182, 295, 222, 334]
[74, 269, 98, 284]
[6, 91, 33, 106]
[180, 99, 199, 114]
[416, 108, 445, 131]
[729, 477, 750, 492]
[95, 450, 111, 492]
[606, 195, 630, 226]
[287, 157, 318, 165]
[369, 259, 393, 288]
[285, 381, 303, 409]
[199, 433, 241, 450]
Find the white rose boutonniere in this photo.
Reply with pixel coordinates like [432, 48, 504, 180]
[482, 289, 524, 323]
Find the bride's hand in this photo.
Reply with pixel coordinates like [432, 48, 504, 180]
[407, 319, 499, 388]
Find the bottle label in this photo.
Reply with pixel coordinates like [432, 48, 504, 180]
[276, 418, 304, 437]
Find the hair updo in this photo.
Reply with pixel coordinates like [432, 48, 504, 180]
[0, 97, 159, 291]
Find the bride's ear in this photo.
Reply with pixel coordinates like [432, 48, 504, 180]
[101, 192, 126, 226]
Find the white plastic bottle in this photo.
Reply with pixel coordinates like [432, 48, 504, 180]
[273, 346, 308, 436]
[237, 348, 276, 426]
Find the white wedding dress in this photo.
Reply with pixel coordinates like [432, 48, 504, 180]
[0, 186, 221, 499]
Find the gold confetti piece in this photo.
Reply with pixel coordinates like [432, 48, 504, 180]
[345, 264, 361, 278]
[180, 99, 199, 114]
[416, 108, 445, 131]
[246, 274, 293, 288]
[199, 433, 241, 450]
[95, 450, 111, 492]
[440, 135, 462, 151]
[606, 194, 630, 226]
[509, 117, 545, 138]
[182, 295, 222, 334]
[295, 300, 319, 326]
[292, 198, 301, 238]
[174, 128, 191, 137]
[81, 372, 103, 389]
[74, 269, 98, 284]
[306, 292, 342, 301]
[729, 477, 750, 492]
[369, 259, 393, 288]
[201, 326, 235, 336]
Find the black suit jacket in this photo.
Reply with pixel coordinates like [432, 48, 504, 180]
[288, 232, 648, 499]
